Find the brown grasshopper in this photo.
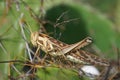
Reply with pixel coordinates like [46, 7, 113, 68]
[31, 31, 110, 67]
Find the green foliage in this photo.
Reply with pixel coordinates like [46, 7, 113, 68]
[36, 67, 81, 80]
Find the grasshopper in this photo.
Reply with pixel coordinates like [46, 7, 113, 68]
[31, 31, 110, 67]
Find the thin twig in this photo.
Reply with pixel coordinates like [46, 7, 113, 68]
[21, 0, 42, 24]
[19, 13, 33, 62]
[39, 0, 45, 19]
[0, 42, 8, 54]
[54, 18, 80, 27]
[55, 10, 69, 24]
[11, 64, 21, 75]
[0, 60, 24, 63]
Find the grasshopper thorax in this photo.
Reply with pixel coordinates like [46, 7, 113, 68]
[31, 32, 39, 46]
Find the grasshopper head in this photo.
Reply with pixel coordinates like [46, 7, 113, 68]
[31, 31, 39, 46]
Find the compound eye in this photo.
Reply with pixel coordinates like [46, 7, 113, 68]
[86, 37, 92, 43]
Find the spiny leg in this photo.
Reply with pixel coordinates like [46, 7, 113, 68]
[59, 37, 92, 55]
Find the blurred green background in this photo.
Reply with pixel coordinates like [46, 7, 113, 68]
[0, 0, 120, 80]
